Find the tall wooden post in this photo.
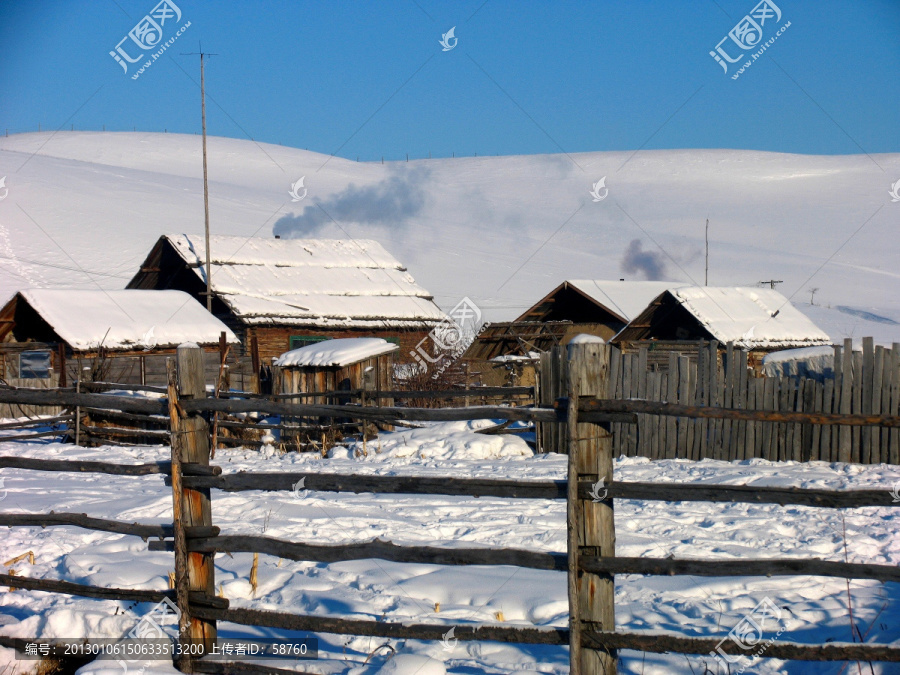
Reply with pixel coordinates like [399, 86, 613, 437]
[567, 342, 616, 674]
[172, 344, 216, 667]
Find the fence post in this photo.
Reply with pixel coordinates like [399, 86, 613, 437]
[567, 342, 616, 674]
[171, 344, 216, 668]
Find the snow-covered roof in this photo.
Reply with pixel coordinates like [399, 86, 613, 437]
[761, 346, 835, 378]
[14, 289, 239, 351]
[274, 337, 398, 367]
[566, 280, 684, 322]
[163, 234, 445, 328]
[666, 287, 831, 349]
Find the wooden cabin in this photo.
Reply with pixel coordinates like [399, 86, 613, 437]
[0, 289, 240, 389]
[126, 234, 446, 362]
[513, 280, 682, 342]
[612, 286, 832, 369]
[460, 280, 681, 385]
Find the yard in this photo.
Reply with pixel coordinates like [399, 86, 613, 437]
[0, 420, 898, 674]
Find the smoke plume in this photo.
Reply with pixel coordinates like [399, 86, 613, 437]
[621, 238, 667, 280]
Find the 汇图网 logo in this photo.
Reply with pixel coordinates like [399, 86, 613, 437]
[110, 0, 191, 80]
[710, 0, 789, 80]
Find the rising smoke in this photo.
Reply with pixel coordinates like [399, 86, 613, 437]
[621, 238, 667, 280]
[273, 168, 430, 237]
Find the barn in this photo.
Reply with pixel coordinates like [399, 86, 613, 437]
[126, 234, 446, 362]
[0, 289, 239, 389]
[612, 286, 832, 367]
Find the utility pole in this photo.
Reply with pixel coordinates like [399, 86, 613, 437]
[183, 48, 218, 311]
[704, 218, 709, 286]
[758, 279, 783, 290]
[809, 287, 819, 306]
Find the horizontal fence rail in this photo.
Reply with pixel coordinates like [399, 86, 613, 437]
[0, 573, 228, 609]
[581, 630, 900, 662]
[149, 535, 568, 571]
[191, 605, 569, 645]
[176, 472, 567, 499]
[581, 556, 900, 583]
[5, 385, 900, 427]
[0, 456, 221, 476]
[570, 398, 900, 428]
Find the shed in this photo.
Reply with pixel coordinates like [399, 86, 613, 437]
[126, 234, 446, 361]
[613, 286, 832, 367]
[273, 337, 397, 401]
[272, 338, 399, 447]
[0, 289, 240, 388]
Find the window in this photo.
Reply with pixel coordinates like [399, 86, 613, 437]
[289, 335, 332, 350]
[19, 350, 52, 379]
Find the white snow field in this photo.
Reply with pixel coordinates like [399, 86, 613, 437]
[0, 421, 898, 674]
[1, 132, 899, 344]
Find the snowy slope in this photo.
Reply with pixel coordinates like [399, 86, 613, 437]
[0, 132, 898, 344]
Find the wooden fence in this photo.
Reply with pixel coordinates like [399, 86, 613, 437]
[0, 344, 899, 674]
[538, 338, 900, 464]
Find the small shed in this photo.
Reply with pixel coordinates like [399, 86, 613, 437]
[272, 338, 399, 448]
[273, 338, 398, 401]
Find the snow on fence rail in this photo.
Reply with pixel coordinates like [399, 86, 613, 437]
[1, 344, 900, 673]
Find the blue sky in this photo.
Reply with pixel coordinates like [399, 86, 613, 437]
[1, 0, 898, 160]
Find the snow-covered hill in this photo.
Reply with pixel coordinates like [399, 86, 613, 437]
[1, 132, 898, 343]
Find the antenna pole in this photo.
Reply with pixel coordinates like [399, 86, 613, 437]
[704, 218, 709, 286]
[200, 53, 212, 312]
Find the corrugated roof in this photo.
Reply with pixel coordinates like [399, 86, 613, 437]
[165, 234, 445, 327]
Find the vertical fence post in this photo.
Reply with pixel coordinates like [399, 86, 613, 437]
[567, 342, 616, 675]
[166, 359, 192, 671]
[171, 344, 216, 668]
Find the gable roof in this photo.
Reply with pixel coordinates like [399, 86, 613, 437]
[4, 289, 238, 351]
[617, 286, 832, 349]
[565, 280, 684, 323]
[134, 234, 445, 328]
[517, 280, 683, 324]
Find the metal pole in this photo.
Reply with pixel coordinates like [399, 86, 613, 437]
[201, 53, 212, 312]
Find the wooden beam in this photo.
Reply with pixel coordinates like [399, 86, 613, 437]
[191, 605, 569, 645]
[580, 556, 900, 583]
[582, 629, 900, 662]
[584, 481, 899, 508]
[149, 535, 567, 571]
[178, 473, 566, 500]
[568, 398, 900, 427]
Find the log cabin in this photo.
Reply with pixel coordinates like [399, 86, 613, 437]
[0, 289, 239, 388]
[612, 286, 832, 369]
[126, 234, 446, 363]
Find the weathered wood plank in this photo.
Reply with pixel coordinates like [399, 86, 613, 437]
[580, 556, 900, 583]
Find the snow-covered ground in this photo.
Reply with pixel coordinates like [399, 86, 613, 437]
[1, 132, 899, 346]
[1, 421, 898, 674]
